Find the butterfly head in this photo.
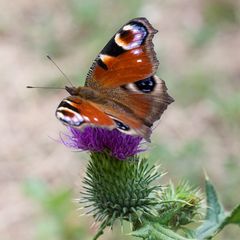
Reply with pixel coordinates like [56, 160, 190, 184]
[65, 86, 80, 96]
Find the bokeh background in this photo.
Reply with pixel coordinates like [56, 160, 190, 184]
[1, 0, 239, 239]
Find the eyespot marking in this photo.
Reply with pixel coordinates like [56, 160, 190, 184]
[59, 99, 80, 113]
[114, 119, 130, 131]
[134, 76, 156, 93]
[114, 23, 148, 50]
[108, 115, 130, 132]
[121, 76, 157, 93]
[56, 103, 84, 127]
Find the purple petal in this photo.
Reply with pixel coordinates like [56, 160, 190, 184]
[60, 126, 145, 160]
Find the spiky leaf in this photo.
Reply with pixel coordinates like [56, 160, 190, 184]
[131, 222, 194, 240]
[223, 204, 240, 226]
[195, 178, 225, 239]
[195, 178, 240, 239]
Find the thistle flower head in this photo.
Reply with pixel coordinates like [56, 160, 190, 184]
[61, 127, 144, 160]
[156, 181, 203, 228]
[81, 151, 161, 228]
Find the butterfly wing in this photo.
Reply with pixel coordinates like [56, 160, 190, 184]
[85, 17, 158, 89]
[56, 96, 152, 140]
[113, 75, 174, 128]
[84, 17, 174, 137]
[56, 96, 115, 128]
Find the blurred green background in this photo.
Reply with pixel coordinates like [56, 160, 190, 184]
[0, 0, 239, 239]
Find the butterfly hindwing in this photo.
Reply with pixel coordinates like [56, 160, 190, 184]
[115, 75, 174, 128]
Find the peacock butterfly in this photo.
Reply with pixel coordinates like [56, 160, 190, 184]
[56, 17, 174, 142]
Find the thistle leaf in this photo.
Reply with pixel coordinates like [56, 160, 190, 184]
[223, 204, 240, 226]
[195, 178, 225, 239]
[195, 178, 240, 239]
[131, 223, 194, 240]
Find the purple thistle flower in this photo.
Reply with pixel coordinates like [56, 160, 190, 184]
[60, 126, 145, 160]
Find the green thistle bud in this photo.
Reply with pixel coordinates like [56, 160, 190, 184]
[81, 151, 161, 229]
[156, 181, 203, 229]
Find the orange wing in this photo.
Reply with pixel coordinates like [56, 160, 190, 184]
[56, 96, 115, 128]
[113, 76, 174, 128]
[85, 17, 158, 89]
[83, 18, 174, 139]
[56, 96, 152, 140]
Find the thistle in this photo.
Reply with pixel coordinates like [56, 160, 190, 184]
[155, 181, 203, 228]
[60, 127, 240, 240]
[81, 151, 160, 229]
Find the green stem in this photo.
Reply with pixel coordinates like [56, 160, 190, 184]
[92, 220, 109, 240]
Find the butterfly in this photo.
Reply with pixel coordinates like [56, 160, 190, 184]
[56, 17, 174, 142]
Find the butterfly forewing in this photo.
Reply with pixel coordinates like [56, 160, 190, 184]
[56, 96, 116, 128]
[85, 17, 158, 89]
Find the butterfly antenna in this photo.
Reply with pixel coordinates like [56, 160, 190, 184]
[46, 55, 74, 87]
[26, 86, 65, 89]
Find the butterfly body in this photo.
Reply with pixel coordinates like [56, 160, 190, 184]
[56, 18, 174, 141]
